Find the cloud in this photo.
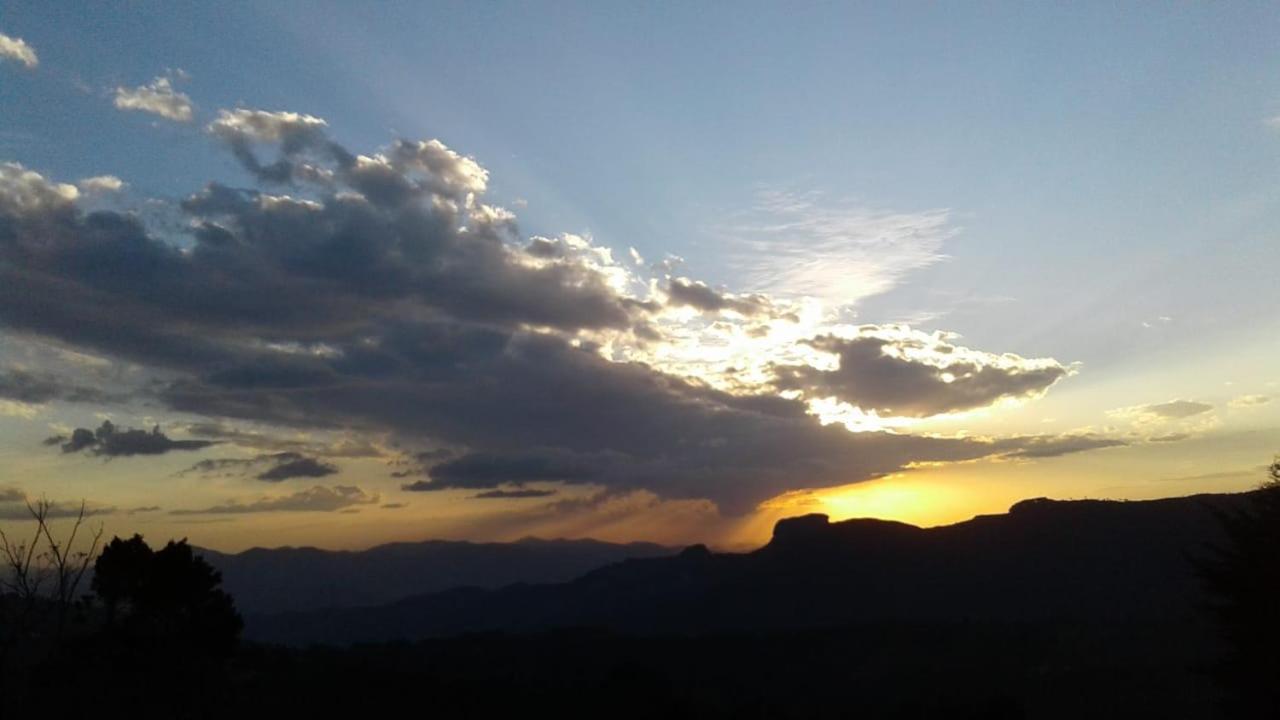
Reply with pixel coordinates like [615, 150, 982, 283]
[179, 422, 383, 458]
[0, 115, 1093, 515]
[1109, 399, 1214, 424]
[720, 190, 954, 305]
[995, 432, 1128, 458]
[0, 161, 78, 208]
[256, 456, 338, 481]
[78, 175, 126, 193]
[772, 325, 1069, 418]
[473, 488, 557, 499]
[1148, 432, 1190, 443]
[665, 278, 771, 317]
[179, 451, 338, 481]
[403, 448, 612, 491]
[55, 420, 217, 457]
[113, 75, 194, 122]
[207, 109, 340, 183]
[0, 490, 117, 520]
[169, 485, 376, 514]
[0, 32, 37, 69]
[1229, 394, 1270, 408]
[0, 367, 119, 406]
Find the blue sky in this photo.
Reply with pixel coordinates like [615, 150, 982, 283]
[1, 3, 1277, 549]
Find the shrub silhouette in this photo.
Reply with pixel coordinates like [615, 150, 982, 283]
[92, 535, 242, 656]
[1198, 459, 1280, 716]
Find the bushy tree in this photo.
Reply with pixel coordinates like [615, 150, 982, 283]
[1198, 458, 1280, 716]
[92, 535, 242, 656]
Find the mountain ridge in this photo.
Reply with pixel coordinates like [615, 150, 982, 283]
[197, 535, 675, 614]
[245, 490, 1254, 645]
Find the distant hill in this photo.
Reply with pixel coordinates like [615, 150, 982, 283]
[198, 536, 673, 614]
[246, 491, 1253, 645]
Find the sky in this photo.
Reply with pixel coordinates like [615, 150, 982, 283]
[0, 2, 1277, 551]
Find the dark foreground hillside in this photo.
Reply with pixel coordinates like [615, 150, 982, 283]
[4, 489, 1275, 719]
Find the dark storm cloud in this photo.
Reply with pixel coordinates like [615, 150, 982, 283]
[403, 448, 612, 491]
[169, 485, 376, 515]
[180, 423, 383, 458]
[473, 488, 557, 499]
[179, 451, 338, 481]
[773, 328, 1069, 418]
[55, 420, 217, 457]
[0, 122, 1092, 515]
[256, 456, 338, 482]
[162, 322, 1058, 513]
[0, 368, 115, 404]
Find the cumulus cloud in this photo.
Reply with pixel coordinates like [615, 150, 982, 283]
[78, 175, 126, 193]
[208, 109, 340, 183]
[0, 115, 1092, 514]
[170, 485, 376, 514]
[0, 32, 38, 69]
[55, 420, 217, 457]
[0, 161, 79, 209]
[772, 325, 1069, 418]
[665, 278, 772, 317]
[113, 75, 194, 122]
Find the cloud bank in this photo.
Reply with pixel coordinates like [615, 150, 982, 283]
[0, 111, 1095, 514]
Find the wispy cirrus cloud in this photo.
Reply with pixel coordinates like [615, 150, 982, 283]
[717, 189, 955, 306]
[1108, 399, 1214, 424]
[1229, 394, 1270, 409]
[170, 485, 377, 515]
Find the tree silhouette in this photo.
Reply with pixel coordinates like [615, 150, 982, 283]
[0, 497, 101, 691]
[1198, 458, 1280, 717]
[92, 535, 242, 656]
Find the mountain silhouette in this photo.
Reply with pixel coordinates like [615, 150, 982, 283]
[198, 536, 673, 614]
[247, 491, 1252, 645]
